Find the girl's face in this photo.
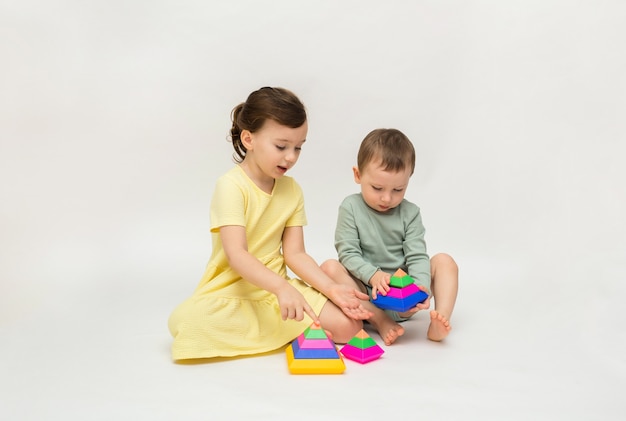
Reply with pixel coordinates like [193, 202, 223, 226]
[241, 119, 308, 186]
[353, 161, 411, 213]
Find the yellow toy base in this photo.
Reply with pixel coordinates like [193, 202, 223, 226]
[285, 344, 346, 374]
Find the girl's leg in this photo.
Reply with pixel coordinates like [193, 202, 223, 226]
[317, 300, 362, 344]
[320, 259, 405, 345]
[427, 253, 459, 341]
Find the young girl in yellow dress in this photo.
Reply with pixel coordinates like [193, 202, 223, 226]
[168, 87, 371, 360]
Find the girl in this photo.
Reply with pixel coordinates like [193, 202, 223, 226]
[168, 87, 371, 360]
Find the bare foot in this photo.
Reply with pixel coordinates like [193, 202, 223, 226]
[369, 317, 405, 346]
[427, 310, 451, 342]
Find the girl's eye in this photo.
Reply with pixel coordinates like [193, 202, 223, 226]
[372, 187, 382, 191]
[276, 145, 286, 151]
[394, 188, 404, 192]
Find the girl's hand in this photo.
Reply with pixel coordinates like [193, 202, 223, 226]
[275, 283, 319, 323]
[369, 270, 391, 300]
[327, 284, 373, 320]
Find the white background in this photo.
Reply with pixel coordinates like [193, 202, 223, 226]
[1, 1, 625, 420]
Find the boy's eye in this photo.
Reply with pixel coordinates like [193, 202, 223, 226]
[372, 186, 382, 191]
[393, 188, 404, 192]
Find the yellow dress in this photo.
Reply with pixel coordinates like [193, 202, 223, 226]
[168, 166, 328, 360]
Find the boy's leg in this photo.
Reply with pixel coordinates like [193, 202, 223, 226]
[321, 259, 405, 345]
[427, 253, 459, 341]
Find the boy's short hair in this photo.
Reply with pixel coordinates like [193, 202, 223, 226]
[357, 128, 415, 175]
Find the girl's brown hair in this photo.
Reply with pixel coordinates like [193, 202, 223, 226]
[229, 87, 307, 163]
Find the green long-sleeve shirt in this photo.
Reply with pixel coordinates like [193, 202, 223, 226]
[334, 193, 431, 291]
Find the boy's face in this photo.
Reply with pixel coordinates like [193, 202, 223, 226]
[353, 161, 411, 213]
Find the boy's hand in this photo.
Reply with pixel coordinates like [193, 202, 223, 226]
[415, 295, 431, 311]
[275, 283, 319, 323]
[398, 285, 431, 318]
[369, 270, 391, 300]
[414, 285, 431, 311]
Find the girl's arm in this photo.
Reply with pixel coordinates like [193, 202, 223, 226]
[219, 225, 319, 323]
[282, 226, 372, 320]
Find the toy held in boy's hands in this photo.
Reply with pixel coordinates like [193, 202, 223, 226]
[286, 322, 346, 374]
[340, 329, 384, 364]
[371, 269, 428, 312]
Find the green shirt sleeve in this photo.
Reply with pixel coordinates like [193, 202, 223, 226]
[334, 196, 380, 285]
[402, 209, 431, 291]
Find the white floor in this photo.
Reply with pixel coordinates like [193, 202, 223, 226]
[2, 250, 624, 420]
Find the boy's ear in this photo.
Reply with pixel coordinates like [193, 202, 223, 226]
[240, 130, 253, 150]
[352, 166, 362, 184]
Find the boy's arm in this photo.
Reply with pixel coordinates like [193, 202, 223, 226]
[403, 207, 431, 291]
[334, 201, 379, 285]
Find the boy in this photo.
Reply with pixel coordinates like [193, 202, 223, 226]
[321, 128, 458, 345]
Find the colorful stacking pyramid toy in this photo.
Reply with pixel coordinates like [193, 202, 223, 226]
[340, 329, 384, 364]
[371, 269, 428, 312]
[286, 322, 345, 374]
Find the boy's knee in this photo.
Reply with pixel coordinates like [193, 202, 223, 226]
[320, 259, 342, 277]
[432, 253, 458, 272]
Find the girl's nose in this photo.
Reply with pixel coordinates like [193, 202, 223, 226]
[285, 150, 297, 163]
